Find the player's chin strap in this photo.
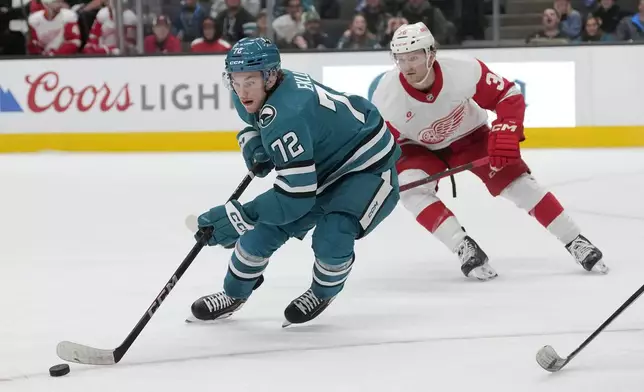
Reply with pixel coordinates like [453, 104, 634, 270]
[416, 55, 435, 88]
[409, 48, 437, 90]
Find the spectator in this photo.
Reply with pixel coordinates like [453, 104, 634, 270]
[272, 0, 313, 18]
[373, 0, 406, 15]
[292, 9, 331, 49]
[83, 0, 137, 55]
[457, 0, 487, 41]
[615, 0, 644, 41]
[553, 0, 582, 38]
[144, 15, 181, 53]
[592, 0, 629, 34]
[172, 0, 206, 44]
[400, 0, 450, 44]
[380, 15, 407, 46]
[359, 0, 389, 40]
[65, 0, 106, 51]
[272, 0, 304, 47]
[337, 13, 380, 49]
[210, 0, 261, 18]
[317, 0, 339, 19]
[215, 0, 255, 44]
[191, 16, 231, 52]
[576, 14, 612, 41]
[0, 0, 29, 55]
[28, 0, 81, 55]
[526, 8, 569, 43]
[254, 8, 267, 37]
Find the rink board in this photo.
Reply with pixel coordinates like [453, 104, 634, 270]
[1, 44, 643, 152]
[1, 126, 644, 152]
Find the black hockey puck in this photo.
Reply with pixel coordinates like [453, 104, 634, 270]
[49, 364, 70, 377]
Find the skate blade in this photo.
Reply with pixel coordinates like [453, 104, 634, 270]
[185, 312, 234, 324]
[468, 264, 498, 281]
[282, 320, 292, 328]
[592, 260, 609, 274]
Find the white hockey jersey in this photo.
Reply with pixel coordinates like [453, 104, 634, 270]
[370, 53, 526, 151]
[87, 7, 138, 51]
[28, 9, 81, 55]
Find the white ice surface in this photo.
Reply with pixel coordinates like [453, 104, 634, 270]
[1, 149, 644, 392]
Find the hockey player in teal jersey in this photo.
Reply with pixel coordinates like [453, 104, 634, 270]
[188, 37, 401, 327]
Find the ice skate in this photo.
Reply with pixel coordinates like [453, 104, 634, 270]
[282, 289, 336, 328]
[186, 275, 264, 323]
[456, 236, 498, 281]
[566, 234, 609, 274]
[186, 292, 247, 323]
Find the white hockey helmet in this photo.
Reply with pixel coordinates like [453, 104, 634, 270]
[390, 22, 436, 54]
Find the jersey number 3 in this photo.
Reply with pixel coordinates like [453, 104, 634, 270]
[271, 131, 303, 163]
[315, 85, 365, 124]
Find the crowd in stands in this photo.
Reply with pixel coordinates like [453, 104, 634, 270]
[526, 0, 644, 43]
[1, 0, 643, 56]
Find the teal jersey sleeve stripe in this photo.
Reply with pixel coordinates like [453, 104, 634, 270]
[317, 118, 398, 194]
[274, 160, 318, 197]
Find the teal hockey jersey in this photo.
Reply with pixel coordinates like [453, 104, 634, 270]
[234, 69, 400, 226]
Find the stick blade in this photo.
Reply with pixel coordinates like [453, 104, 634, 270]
[536, 345, 568, 372]
[56, 341, 116, 365]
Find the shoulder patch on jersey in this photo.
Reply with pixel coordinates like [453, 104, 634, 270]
[258, 105, 277, 128]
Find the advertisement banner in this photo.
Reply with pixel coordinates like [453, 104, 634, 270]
[1, 45, 643, 151]
[0, 57, 246, 134]
[322, 61, 576, 128]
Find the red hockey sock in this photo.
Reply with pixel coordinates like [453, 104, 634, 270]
[530, 192, 580, 244]
[417, 201, 466, 251]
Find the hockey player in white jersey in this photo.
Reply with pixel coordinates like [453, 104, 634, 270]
[369, 22, 609, 280]
[27, 0, 82, 55]
[82, 0, 138, 55]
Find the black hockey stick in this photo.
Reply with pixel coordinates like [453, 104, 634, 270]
[399, 157, 489, 192]
[56, 170, 256, 365]
[536, 282, 644, 372]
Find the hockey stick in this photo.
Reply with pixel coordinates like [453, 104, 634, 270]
[399, 157, 490, 192]
[536, 282, 644, 372]
[56, 170, 256, 366]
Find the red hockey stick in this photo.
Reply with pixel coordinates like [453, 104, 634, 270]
[399, 157, 490, 192]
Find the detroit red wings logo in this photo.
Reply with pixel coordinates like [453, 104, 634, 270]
[419, 104, 466, 144]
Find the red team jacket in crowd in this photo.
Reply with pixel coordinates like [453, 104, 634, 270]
[143, 34, 182, 54]
[190, 37, 231, 53]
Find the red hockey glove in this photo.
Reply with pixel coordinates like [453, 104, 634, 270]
[488, 122, 521, 171]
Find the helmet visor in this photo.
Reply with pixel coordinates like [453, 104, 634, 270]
[392, 49, 429, 71]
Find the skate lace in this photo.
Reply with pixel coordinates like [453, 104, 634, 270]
[293, 289, 321, 315]
[457, 239, 476, 264]
[569, 238, 594, 262]
[203, 292, 235, 313]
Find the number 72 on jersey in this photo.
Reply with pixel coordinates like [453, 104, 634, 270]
[270, 85, 366, 163]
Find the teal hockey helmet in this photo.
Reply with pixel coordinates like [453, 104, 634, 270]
[224, 37, 281, 90]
